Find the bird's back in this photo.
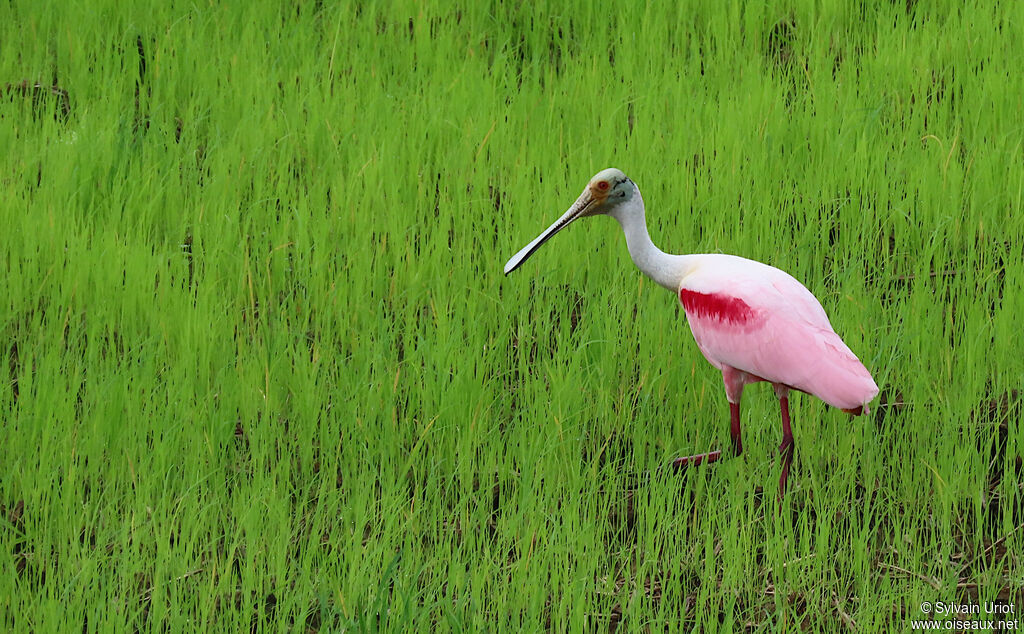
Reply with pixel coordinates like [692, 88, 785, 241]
[677, 254, 878, 410]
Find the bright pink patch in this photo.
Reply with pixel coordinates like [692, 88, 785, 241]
[679, 289, 756, 324]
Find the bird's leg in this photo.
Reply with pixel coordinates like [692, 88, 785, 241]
[671, 401, 742, 468]
[729, 401, 742, 456]
[775, 385, 794, 499]
[670, 449, 722, 468]
[724, 368, 745, 457]
[671, 369, 744, 470]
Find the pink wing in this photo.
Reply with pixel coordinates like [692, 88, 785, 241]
[679, 255, 878, 411]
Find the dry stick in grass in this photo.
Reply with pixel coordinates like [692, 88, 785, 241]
[956, 519, 1024, 583]
[877, 562, 942, 591]
[832, 593, 857, 631]
[982, 520, 1024, 558]
[141, 568, 205, 603]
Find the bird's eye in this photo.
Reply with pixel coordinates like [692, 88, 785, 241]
[597, 181, 610, 191]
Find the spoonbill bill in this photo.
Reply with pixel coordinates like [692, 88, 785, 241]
[504, 168, 878, 498]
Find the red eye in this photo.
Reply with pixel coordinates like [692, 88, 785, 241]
[597, 181, 610, 191]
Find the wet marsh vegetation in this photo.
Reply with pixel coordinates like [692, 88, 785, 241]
[1, 1, 1023, 631]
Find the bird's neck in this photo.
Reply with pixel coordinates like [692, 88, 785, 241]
[610, 194, 691, 292]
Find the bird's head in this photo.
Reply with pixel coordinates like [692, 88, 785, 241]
[504, 167, 637, 274]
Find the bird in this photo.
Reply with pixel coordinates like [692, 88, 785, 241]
[504, 168, 878, 498]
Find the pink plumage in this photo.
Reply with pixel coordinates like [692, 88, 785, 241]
[677, 254, 878, 412]
[504, 168, 879, 498]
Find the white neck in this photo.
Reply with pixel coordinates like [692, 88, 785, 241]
[608, 190, 692, 292]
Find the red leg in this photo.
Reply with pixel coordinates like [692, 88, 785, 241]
[730, 401, 742, 456]
[672, 392, 743, 471]
[777, 394, 794, 499]
[671, 449, 723, 469]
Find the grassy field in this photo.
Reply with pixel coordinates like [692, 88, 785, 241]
[2, 0, 1022, 631]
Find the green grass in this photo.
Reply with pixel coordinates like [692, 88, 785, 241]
[2, 0, 1022, 631]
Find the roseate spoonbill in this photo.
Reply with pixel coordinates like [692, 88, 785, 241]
[504, 168, 878, 498]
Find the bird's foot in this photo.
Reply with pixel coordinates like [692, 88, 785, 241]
[671, 449, 723, 471]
